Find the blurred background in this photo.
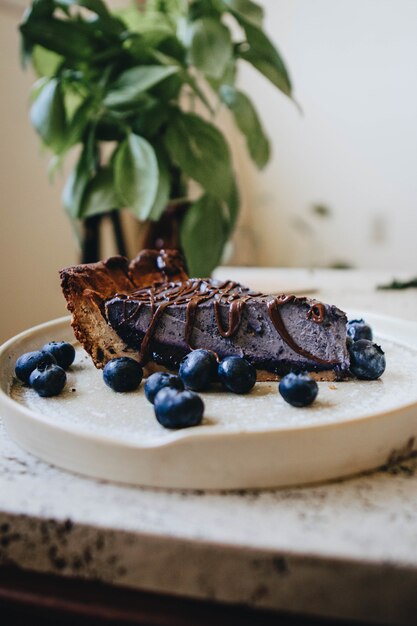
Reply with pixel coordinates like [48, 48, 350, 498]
[1, 0, 417, 342]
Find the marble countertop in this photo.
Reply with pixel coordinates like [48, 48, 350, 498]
[1, 269, 417, 625]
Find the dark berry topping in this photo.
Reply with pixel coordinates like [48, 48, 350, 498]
[29, 364, 66, 397]
[348, 339, 386, 380]
[144, 372, 184, 404]
[217, 356, 256, 394]
[179, 349, 218, 391]
[15, 351, 57, 384]
[279, 372, 318, 407]
[42, 341, 76, 369]
[346, 319, 373, 342]
[103, 357, 143, 392]
[154, 387, 204, 429]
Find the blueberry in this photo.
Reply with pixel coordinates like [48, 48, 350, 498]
[42, 341, 75, 369]
[29, 363, 66, 397]
[347, 319, 373, 342]
[348, 339, 386, 380]
[179, 349, 218, 391]
[279, 372, 318, 407]
[154, 387, 204, 429]
[15, 350, 57, 384]
[144, 372, 184, 404]
[217, 356, 256, 394]
[103, 357, 143, 392]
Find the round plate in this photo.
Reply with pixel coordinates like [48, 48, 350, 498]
[1, 314, 417, 490]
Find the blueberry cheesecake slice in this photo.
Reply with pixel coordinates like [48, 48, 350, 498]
[60, 249, 350, 381]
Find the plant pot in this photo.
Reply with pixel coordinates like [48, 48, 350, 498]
[143, 201, 189, 253]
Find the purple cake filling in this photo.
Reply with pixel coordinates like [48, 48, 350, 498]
[104, 279, 350, 378]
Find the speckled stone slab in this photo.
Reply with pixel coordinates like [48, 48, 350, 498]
[1, 269, 417, 624]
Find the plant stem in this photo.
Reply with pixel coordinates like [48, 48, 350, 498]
[110, 210, 128, 257]
[81, 215, 102, 264]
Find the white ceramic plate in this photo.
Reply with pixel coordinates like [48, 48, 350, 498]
[1, 314, 417, 490]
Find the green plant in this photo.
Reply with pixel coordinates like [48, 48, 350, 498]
[20, 0, 293, 275]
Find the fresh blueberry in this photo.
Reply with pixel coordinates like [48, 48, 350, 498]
[103, 357, 143, 392]
[144, 372, 184, 404]
[346, 319, 373, 342]
[179, 349, 218, 391]
[217, 356, 256, 394]
[29, 363, 66, 397]
[279, 372, 318, 407]
[42, 341, 75, 369]
[348, 339, 386, 380]
[154, 387, 204, 429]
[15, 350, 57, 384]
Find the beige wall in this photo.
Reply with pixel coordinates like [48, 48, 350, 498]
[238, 0, 417, 270]
[0, 11, 78, 343]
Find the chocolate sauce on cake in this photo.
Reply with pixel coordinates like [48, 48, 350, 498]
[61, 248, 350, 378]
[109, 279, 340, 368]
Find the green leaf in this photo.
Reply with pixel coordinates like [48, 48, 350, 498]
[103, 65, 179, 109]
[165, 111, 234, 200]
[69, 0, 126, 39]
[207, 58, 236, 91]
[377, 277, 417, 290]
[95, 118, 125, 142]
[62, 0, 111, 17]
[239, 23, 292, 97]
[63, 87, 83, 120]
[151, 72, 183, 102]
[186, 17, 232, 79]
[80, 167, 121, 218]
[20, 18, 98, 60]
[30, 78, 66, 152]
[31, 45, 63, 77]
[220, 85, 270, 168]
[180, 194, 228, 277]
[29, 76, 49, 103]
[114, 134, 159, 220]
[221, 0, 263, 27]
[20, 0, 55, 65]
[181, 71, 214, 114]
[117, 4, 176, 36]
[188, 0, 224, 20]
[131, 100, 169, 139]
[58, 0, 127, 39]
[62, 130, 97, 218]
[148, 157, 171, 221]
[63, 161, 89, 219]
[224, 174, 240, 235]
[60, 98, 94, 154]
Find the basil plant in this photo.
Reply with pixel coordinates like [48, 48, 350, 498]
[20, 0, 293, 275]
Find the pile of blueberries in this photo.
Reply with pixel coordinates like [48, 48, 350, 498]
[277, 318, 386, 409]
[14, 317, 386, 431]
[15, 342, 75, 396]
[103, 351, 258, 429]
[346, 318, 386, 381]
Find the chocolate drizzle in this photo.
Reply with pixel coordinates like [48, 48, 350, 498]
[268, 297, 338, 365]
[111, 278, 340, 368]
[307, 302, 326, 324]
[213, 300, 245, 338]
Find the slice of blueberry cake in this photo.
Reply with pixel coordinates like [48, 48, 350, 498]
[60, 249, 350, 381]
